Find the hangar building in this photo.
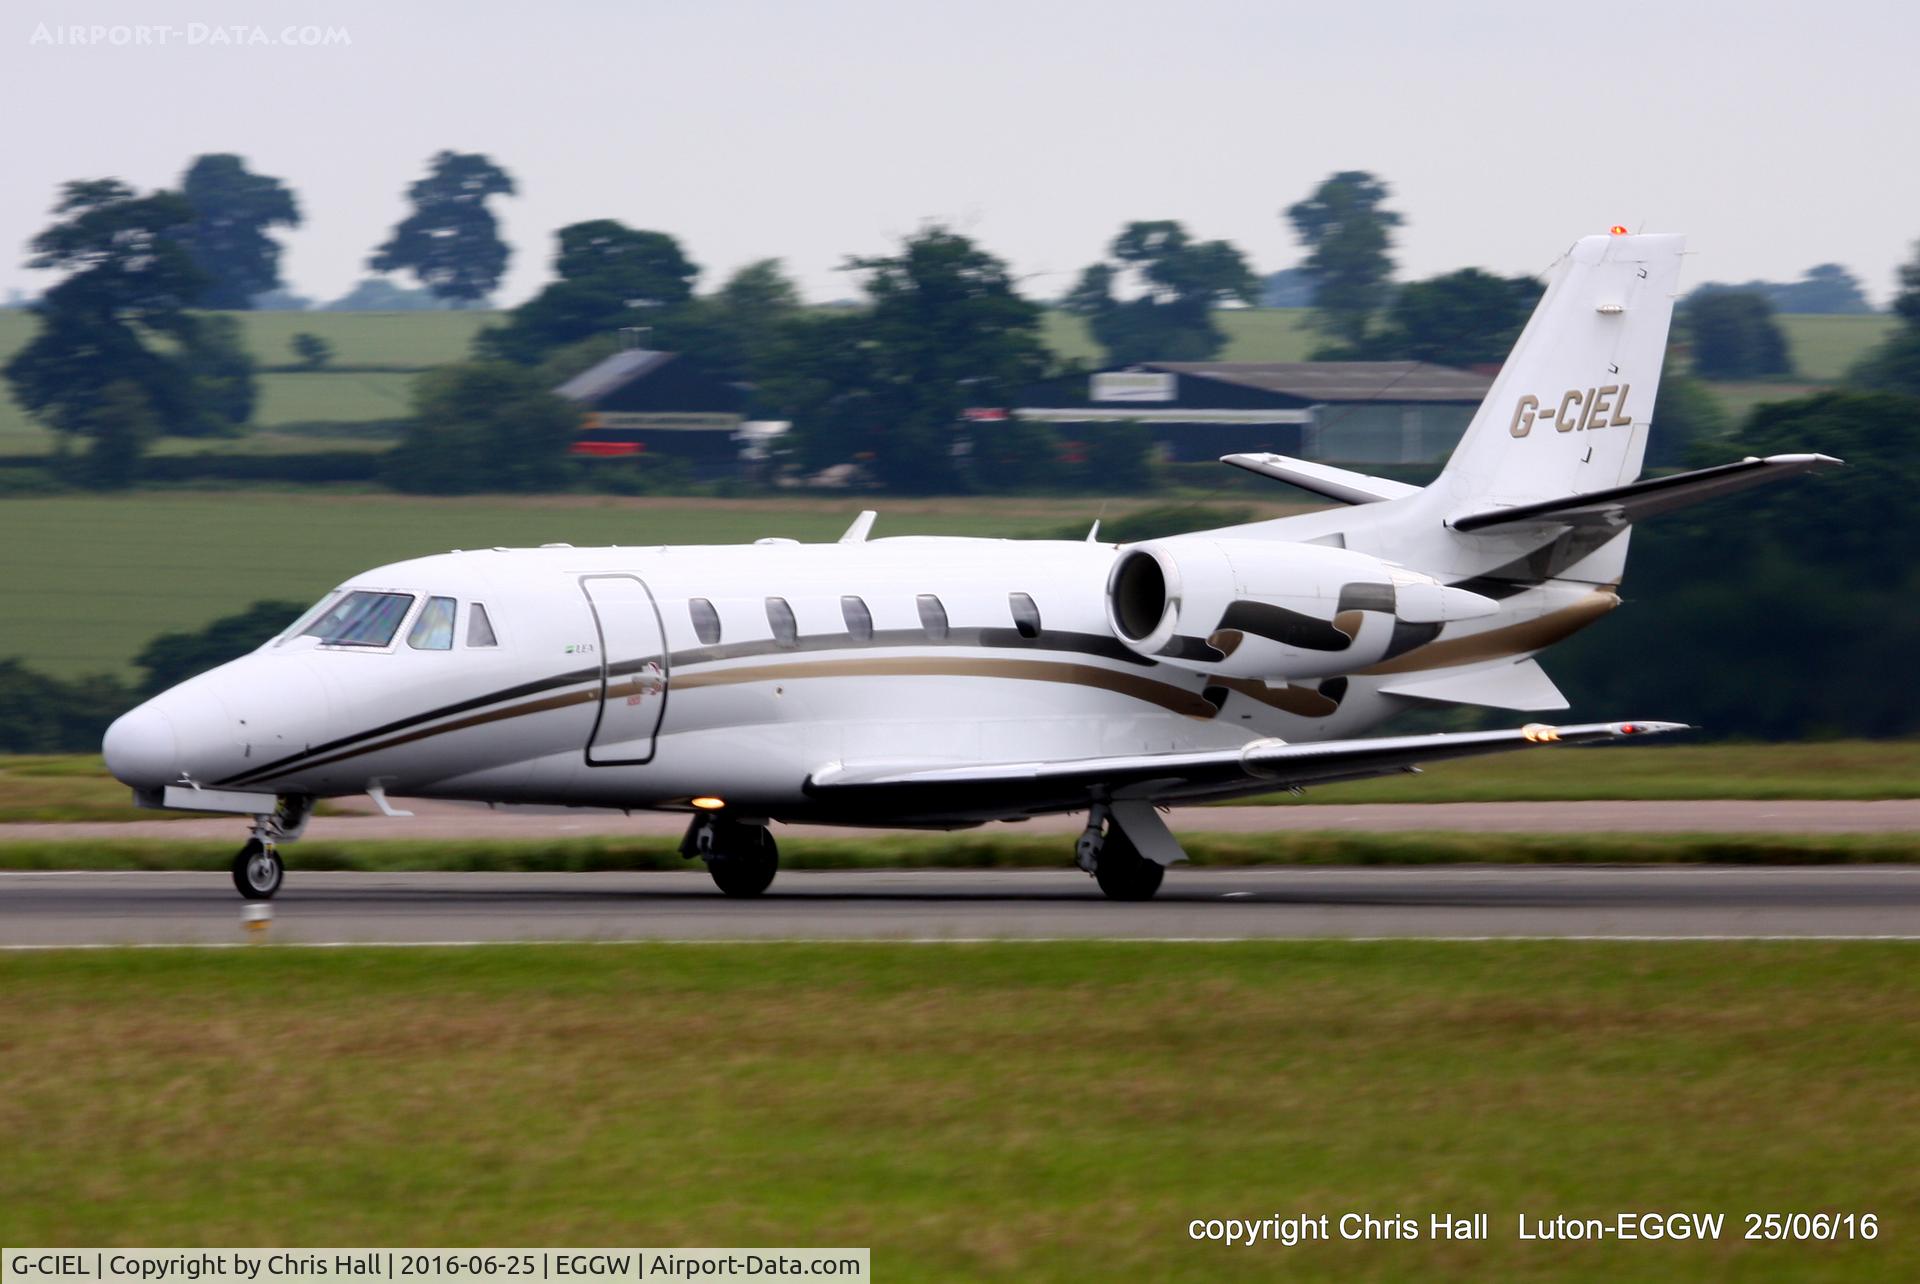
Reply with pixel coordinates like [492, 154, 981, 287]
[553, 349, 752, 469]
[1006, 362, 1494, 465]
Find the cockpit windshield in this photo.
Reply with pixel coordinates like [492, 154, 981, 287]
[300, 590, 416, 647]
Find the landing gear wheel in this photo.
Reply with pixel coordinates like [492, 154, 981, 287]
[232, 838, 283, 900]
[1093, 829, 1164, 902]
[706, 823, 778, 898]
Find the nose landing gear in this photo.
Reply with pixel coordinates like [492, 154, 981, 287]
[681, 814, 779, 897]
[233, 838, 284, 899]
[231, 795, 311, 901]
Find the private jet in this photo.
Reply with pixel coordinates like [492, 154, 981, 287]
[102, 230, 1839, 900]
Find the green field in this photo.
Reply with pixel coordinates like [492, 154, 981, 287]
[0, 941, 1913, 1279]
[0, 493, 1286, 677]
[0, 309, 494, 451]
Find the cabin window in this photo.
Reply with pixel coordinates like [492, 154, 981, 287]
[467, 602, 499, 647]
[1009, 592, 1043, 638]
[689, 598, 722, 646]
[407, 596, 457, 651]
[917, 594, 949, 641]
[301, 590, 414, 648]
[766, 597, 799, 649]
[841, 595, 874, 642]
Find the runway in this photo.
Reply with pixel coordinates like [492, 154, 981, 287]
[3, 866, 1919, 946]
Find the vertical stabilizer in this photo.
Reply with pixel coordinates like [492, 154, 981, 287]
[1431, 232, 1685, 512]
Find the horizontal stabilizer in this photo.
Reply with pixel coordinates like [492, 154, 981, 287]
[1380, 657, 1569, 711]
[1221, 452, 1421, 505]
[806, 720, 1685, 817]
[1451, 453, 1842, 532]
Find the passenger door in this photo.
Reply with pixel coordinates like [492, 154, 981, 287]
[579, 575, 669, 766]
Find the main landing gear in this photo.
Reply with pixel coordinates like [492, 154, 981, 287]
[1076, 804, 1171, 901]
[682, 814, 779, 897]
[231, 795, 311, 900]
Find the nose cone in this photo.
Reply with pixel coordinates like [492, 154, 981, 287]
[103, 702, 179, 788]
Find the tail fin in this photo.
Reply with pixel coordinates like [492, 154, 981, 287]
[1431, 232, 1685, 511]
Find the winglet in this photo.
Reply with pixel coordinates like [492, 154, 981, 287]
[839, 510, 877, 544]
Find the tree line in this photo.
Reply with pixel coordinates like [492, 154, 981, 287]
[9, 156, 1911, 493]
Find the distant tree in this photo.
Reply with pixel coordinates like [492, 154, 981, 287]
[72, 379, 158, 489]
[1781, 264, 1873, 314]
[249, 287, 312, 311]
[1079, 420, 1159, 492]
[478, 220, 699, 364]
[384, 361, 582, 493]
[1285, 171, 1402, 354]
[177, 313, 258, 435]
[290, 331, 333, 370]
[1685, 291, 1791, 378]
[1897, 240, 1920, 326]
[177, 154, 302, 309]
[0, 660, 132, 753]
[370, 151, 516, 307]
[1260, 266, 1316, 308]
[1847, 240, 1920, 395]
[3, 179, 215, 446]
[1647, 373, 1729, 468]
[1365, 268, 1542, 368]
[680, 258, 804, 381]
[1687, 264, 1873, 315]
[1063, 220, 1257, 365]
[321, 277, 453, 311]
[769, 226, 1050, 491]
[1549, 390, 1917, 739]
[134, 600, 308, 695]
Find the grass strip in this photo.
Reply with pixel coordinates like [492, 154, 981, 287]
[0, 829, 1912, 872]
[0, 939, 1914, 1279]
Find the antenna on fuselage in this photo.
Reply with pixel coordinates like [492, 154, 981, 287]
[839, 510, 877, 543]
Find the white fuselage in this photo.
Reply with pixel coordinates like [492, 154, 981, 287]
[109, 532, 1557, 826]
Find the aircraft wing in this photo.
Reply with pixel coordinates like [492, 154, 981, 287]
[1449, 454, 1841, 532]
[804, 720, 1686, 817]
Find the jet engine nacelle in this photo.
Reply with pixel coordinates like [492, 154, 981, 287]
[1105, 538, 1498, 680]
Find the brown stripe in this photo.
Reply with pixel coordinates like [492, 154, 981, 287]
[275, 686, 600, 778]
[1357, 591, 1619, 676]
[675, 656, 1220, 719]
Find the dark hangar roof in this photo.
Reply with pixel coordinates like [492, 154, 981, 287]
[553, 349, 677, 403]
[1145, 361, 1491, 403]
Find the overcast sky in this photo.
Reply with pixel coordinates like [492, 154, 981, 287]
[4, 0, 1915, 307]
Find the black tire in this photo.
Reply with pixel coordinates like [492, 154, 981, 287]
[232, 838, 283, 900]
[708, 825, 778, 898]
[1094, 829, 1165, 901]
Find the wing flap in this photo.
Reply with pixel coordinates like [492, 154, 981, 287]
[804, 720, 1685, 818]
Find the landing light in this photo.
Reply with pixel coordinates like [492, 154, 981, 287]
[691, 796, 727, 810]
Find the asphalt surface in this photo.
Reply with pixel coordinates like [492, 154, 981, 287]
[4, 866, 1919, 946]
[14, 798, 1920, 843]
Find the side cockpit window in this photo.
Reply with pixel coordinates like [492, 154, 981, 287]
[302, 590, 414, 648]
[407, 596, 457, 650]
[467, 602, 499, 647]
